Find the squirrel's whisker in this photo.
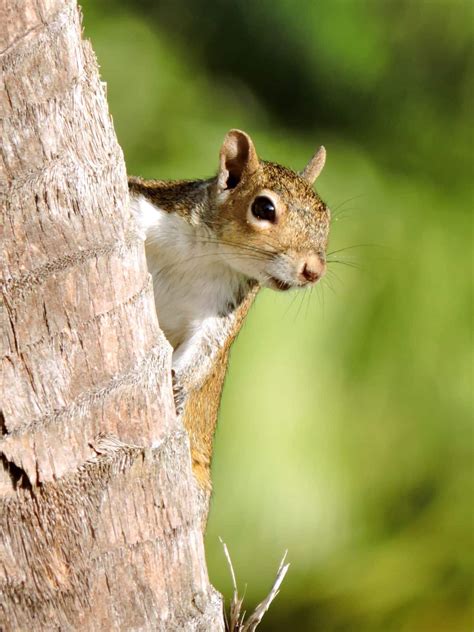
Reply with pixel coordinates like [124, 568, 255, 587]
[326, 243, 379, 256]
[330, 194, 366, 217]
[327, 259, 363, 270]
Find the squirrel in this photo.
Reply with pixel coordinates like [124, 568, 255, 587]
[128, 129, 330, 496]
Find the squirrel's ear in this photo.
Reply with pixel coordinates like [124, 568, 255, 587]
[300, 146, 326, 185]
[218, 129, 259, 191]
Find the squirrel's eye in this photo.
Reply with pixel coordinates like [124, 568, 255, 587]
[251, 196, 276, 222]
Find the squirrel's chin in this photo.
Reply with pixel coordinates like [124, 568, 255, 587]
[265, 277, 294, 292]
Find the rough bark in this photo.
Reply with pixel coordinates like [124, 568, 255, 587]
[0, 1, 223, 629]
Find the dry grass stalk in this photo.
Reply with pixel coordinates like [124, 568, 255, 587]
[220, 538, 290, 632]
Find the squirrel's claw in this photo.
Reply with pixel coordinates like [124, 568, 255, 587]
[171, 369, 186, 416]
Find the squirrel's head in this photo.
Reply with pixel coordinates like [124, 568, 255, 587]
[214, 129, 330, 291]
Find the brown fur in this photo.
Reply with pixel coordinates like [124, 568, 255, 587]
[128, 176, 212, 220]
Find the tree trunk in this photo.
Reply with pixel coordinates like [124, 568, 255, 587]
[0, 1, 223, 629]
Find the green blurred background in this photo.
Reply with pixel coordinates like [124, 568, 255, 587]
[82, 1, 473, 629]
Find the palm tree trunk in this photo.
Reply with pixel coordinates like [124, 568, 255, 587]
[0, 1, 223, 629]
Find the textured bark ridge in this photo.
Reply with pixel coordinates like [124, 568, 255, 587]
[0, 1, 223, 629]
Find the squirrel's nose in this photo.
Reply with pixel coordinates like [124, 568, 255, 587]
[300, 255, 326, 284]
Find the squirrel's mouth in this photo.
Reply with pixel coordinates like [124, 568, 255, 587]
[268, 277, 293, 292]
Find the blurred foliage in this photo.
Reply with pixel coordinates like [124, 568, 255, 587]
[81, 1, 473, 630]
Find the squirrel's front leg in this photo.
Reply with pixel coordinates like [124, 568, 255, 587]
[171, 315, 237, 494]
[170, 291, 257, 496]
[171, 315, 235, 415]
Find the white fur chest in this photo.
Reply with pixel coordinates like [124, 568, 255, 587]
[130, 194, 245, 349]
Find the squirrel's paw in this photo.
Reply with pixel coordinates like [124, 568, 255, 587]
[171, 369, 187, 415]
